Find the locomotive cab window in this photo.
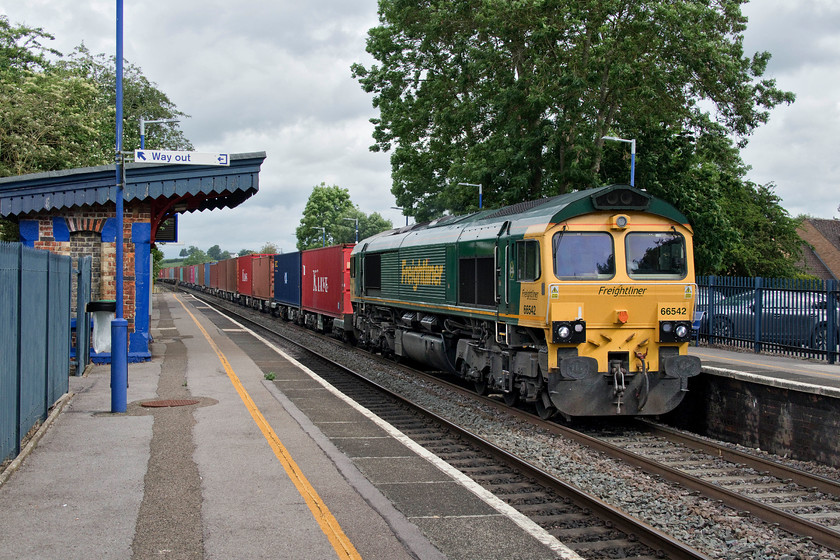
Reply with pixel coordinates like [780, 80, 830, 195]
[626, 232, 686, 279]
[553, 232, 615, 280]
[515, 240, 540, 282]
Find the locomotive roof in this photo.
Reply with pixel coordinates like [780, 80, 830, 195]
[357, 184, 690, 251]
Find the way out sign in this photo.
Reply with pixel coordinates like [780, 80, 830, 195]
[134, 149, 229, 166]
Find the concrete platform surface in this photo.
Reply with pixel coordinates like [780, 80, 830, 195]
[0, 292, 581, 560]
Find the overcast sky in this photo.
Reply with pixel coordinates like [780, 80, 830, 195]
[1, 1, 838, 258]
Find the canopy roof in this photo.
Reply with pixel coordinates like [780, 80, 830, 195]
[0, 152, 266, 242]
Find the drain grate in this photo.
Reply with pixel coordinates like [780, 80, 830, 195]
[141, 399, 200, 408]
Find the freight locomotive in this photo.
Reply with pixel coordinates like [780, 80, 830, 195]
[162, 184, 701, 419]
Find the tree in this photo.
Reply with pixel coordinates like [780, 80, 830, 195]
[0, 16, 192, 241]
[182, 246, 208, 265]
[352, 0, 800, 275]
[295, 183, 393, 250]
[56, 45, 192, 153]
[258, 242, 279, 254]
[207, 244, 223, 261]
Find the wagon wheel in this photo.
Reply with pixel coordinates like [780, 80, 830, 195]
[502, 389, 518, 407]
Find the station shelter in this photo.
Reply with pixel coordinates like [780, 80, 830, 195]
[0, 151, 266, 362]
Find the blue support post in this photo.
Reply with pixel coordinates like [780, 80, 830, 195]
[112, 0, 127, 413]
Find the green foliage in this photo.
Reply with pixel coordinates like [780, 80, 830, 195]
[295, 183, 393, 250]
[151, 245, 164, 280]
[56, 45, 192, 153]
[180, 246, 209, 265]
[0, 16, 191, 182]
[206, 244, 232, 261]
[354, 0, 802, 276]
[258, 242, 279, 254]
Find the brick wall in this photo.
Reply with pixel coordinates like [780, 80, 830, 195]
[24, 204, 151, 333]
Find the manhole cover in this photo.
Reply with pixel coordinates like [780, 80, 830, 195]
[140, 399, 200, 408]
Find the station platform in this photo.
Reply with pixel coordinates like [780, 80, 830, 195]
[688, 345, 840, 397]
[0, 292, 581, 560]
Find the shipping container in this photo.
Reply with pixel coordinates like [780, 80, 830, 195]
[252, 255, 274, 300]
[217, 259, 233, 294]
[197, 262, 206, 286]
[273, 252, 302, 307]
[203, 262, 212, 288]
[209, 262, 219, 290]
[236, 255, 256, 296]
[301, 244, 354, 319]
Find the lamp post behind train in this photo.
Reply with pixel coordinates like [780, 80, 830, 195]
[457, 182, 482, 209]
[601, 136, 636, 187]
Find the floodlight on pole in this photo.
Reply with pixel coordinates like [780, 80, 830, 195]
[457, 182, 482, 209]
[140, 117, 180, 149]
[342, 217, 359, 243]
[601, 136, 636, 186]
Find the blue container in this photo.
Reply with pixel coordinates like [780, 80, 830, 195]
[273, 252, 301, 307]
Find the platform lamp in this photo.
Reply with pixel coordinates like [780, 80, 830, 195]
[140, 118, 179, 149]
[601, 136, 636, 187]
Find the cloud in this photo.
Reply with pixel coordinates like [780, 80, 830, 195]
[4, 0, 839, 259]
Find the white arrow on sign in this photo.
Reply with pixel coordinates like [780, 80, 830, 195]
[134, 149, 230, 166]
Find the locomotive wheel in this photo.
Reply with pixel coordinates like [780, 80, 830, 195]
[473, 378, 488, 396]
[502, 390, 518, 407]
[535, 392, 557, 420]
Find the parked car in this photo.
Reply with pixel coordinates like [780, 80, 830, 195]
[710, 290, 839, 352]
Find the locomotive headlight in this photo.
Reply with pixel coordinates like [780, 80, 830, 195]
[659, 320, 692, 343]
[552, 320, 586, 344]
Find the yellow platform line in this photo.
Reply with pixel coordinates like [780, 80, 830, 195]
[175, 295, 362, 560]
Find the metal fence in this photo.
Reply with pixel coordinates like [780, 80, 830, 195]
[0, 243, 74, 463]
[696, 276, 839, 364]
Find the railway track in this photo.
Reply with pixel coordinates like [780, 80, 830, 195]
[176, 287, 709, 559]
[172, 285, 840, 556]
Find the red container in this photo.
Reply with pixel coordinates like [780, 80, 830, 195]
[252, 255, 274, 300]
[237, 256, 254, 296]
[189, 265, 197, 284]
[301, 244, 354, 318]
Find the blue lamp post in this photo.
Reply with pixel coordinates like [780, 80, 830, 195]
[343, 217, 359, 243]
[601, 136, 636, 186]
[112, 0, 128, 413]
[315, 227, 326, 247]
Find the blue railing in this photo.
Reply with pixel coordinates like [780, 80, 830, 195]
[1, 243, 73, 463]
[695, 276, 839, 364]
